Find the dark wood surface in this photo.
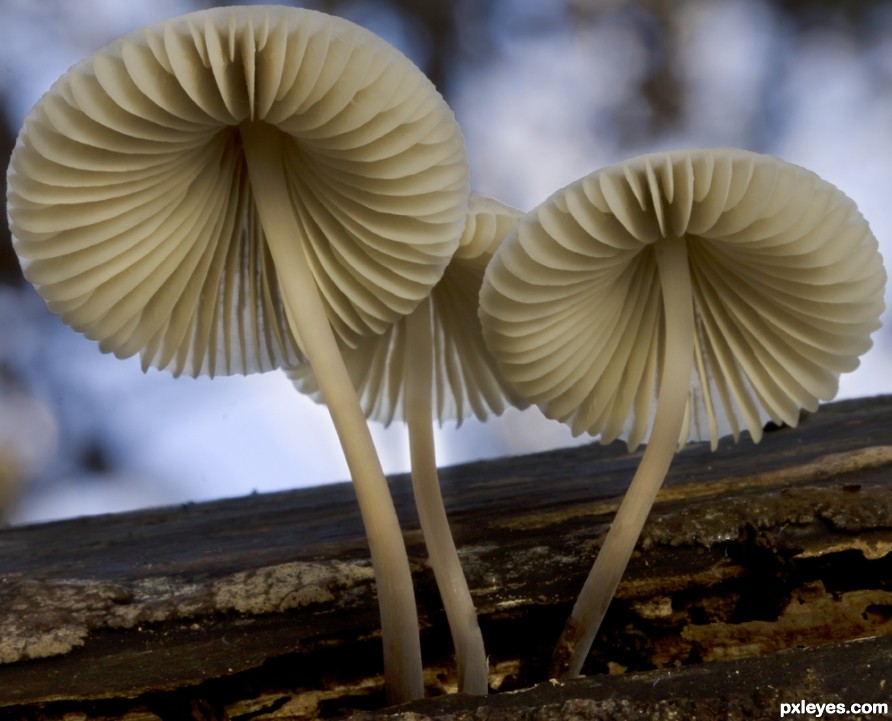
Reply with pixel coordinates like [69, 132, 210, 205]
[1, 395, 890, 720]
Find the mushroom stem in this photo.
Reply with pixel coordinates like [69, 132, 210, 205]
[550, 236, 695, 679]
[405, 298, 489, 695]
[238, 122, 424, 703]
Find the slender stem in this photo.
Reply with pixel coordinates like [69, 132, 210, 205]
[238, 122, 423, 703]
[550, 236, 695, 679]
[405, 298, 489, 695]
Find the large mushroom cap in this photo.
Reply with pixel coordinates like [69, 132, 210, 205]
[288, 193, 529, 426]
[479, 148, 886, 449]
[7, 5, 469, 378]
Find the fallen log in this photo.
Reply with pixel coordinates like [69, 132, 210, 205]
[1, 395, 891, 720]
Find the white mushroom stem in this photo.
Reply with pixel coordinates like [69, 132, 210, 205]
[238, 122, 424, 704]
[550, 236, 695, 679]
[405, 298, 489, 695]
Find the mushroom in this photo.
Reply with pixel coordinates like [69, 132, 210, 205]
[478, 148, 886, 678]
[6, 6, 471, 702]
[288, 193, 528, 694]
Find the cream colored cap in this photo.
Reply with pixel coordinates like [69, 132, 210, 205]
[7, 5, 469, 377]
[289, 193, 528, 425]
[479, 148, 886, 449]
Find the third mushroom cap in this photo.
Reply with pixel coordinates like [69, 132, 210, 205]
[289, 193, 528, 694]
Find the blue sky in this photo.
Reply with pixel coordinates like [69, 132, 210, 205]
[2, 0, 890, 522]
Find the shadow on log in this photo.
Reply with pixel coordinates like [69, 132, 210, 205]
[1, 396, 891, 720]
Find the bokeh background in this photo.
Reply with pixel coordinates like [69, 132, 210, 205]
[1, 0, 890, 524]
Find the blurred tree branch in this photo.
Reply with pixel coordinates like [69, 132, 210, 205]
[0, 108, 22, 286]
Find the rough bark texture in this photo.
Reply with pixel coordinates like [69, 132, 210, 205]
[1, 396, 891, 721]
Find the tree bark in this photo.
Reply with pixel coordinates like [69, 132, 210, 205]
[1, 396, 891, 720]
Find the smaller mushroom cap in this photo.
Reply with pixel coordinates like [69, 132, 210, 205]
[288, 193, 529, 426]
[479, 148, 886, 450]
